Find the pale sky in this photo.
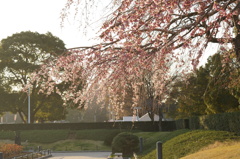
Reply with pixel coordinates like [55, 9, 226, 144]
[0, 0, 103, 49]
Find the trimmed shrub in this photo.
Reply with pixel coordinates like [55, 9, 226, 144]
[112, 132, 139, 157]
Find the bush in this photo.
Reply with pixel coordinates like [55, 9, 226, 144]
[0, 144, 23, 158]
[112, 132, 139, 157]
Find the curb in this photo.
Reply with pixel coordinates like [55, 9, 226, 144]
[37, 154, 53, 159]
[51, 151, 111, 153]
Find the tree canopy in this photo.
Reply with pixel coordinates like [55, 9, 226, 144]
[31, 0, 240, 118]
[0, 31, 66, 123]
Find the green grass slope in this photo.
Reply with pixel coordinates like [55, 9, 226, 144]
[140, 130, 240, 159]
[182, 141, 240, 159]
[135, 129, 190, 155]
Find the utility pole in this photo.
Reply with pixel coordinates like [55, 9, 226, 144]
[28, 87, 30, 124]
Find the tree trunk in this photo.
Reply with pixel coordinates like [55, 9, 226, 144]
[18, 111, 26, 124]
[146, 98, 154, 121]
[233, 33, 240, 61]
[147, 111, 154, 122]
[158, 104, 163, 131]
[14, 131, 21, 145]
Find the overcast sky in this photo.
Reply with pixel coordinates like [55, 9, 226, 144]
[0, 0, 104, 49]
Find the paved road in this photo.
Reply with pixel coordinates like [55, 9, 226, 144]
[49, 152, 111, 159]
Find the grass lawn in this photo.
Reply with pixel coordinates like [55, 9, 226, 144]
[24, 139, 110, 151]
[0, 129, 127, 151]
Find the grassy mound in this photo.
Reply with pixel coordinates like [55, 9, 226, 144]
[182, 141, 240, 159]
[141, 130, 240, 159]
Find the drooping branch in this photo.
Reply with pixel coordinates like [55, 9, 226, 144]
[32, 0, 240, 116]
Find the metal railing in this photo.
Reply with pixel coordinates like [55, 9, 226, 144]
[13, 150, 51, 159]
[2, 149, 52, 159]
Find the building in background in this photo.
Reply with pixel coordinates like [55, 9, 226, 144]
[0, 112, 23, 124]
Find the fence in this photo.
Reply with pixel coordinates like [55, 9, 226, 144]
[0, 150, 51, 159]
[0, 121, 175, 132]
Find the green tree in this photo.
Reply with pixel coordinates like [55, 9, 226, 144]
[224, 50, 240, 107]
[0, 31, 66, 123]
[31, 92, 66, 123]
[203, 53, 239, 114]
[0, 85, 11, 114]
[167, 53, 239, 118]
[166, 71, 207, 119]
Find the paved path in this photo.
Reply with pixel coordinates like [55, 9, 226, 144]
[49, 152, 111, 159]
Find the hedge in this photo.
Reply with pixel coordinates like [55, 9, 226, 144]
[189, 111, 240, 134]
[0, 121, 159, 131]
[161, 121, 177, 131]
[3, 111, 240, 133]
[0, 121, 179, 132]
[175, 119, 189, 130]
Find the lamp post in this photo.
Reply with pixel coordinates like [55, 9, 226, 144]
[134, 107, 142, 121]
[28, 87, 30, 124]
